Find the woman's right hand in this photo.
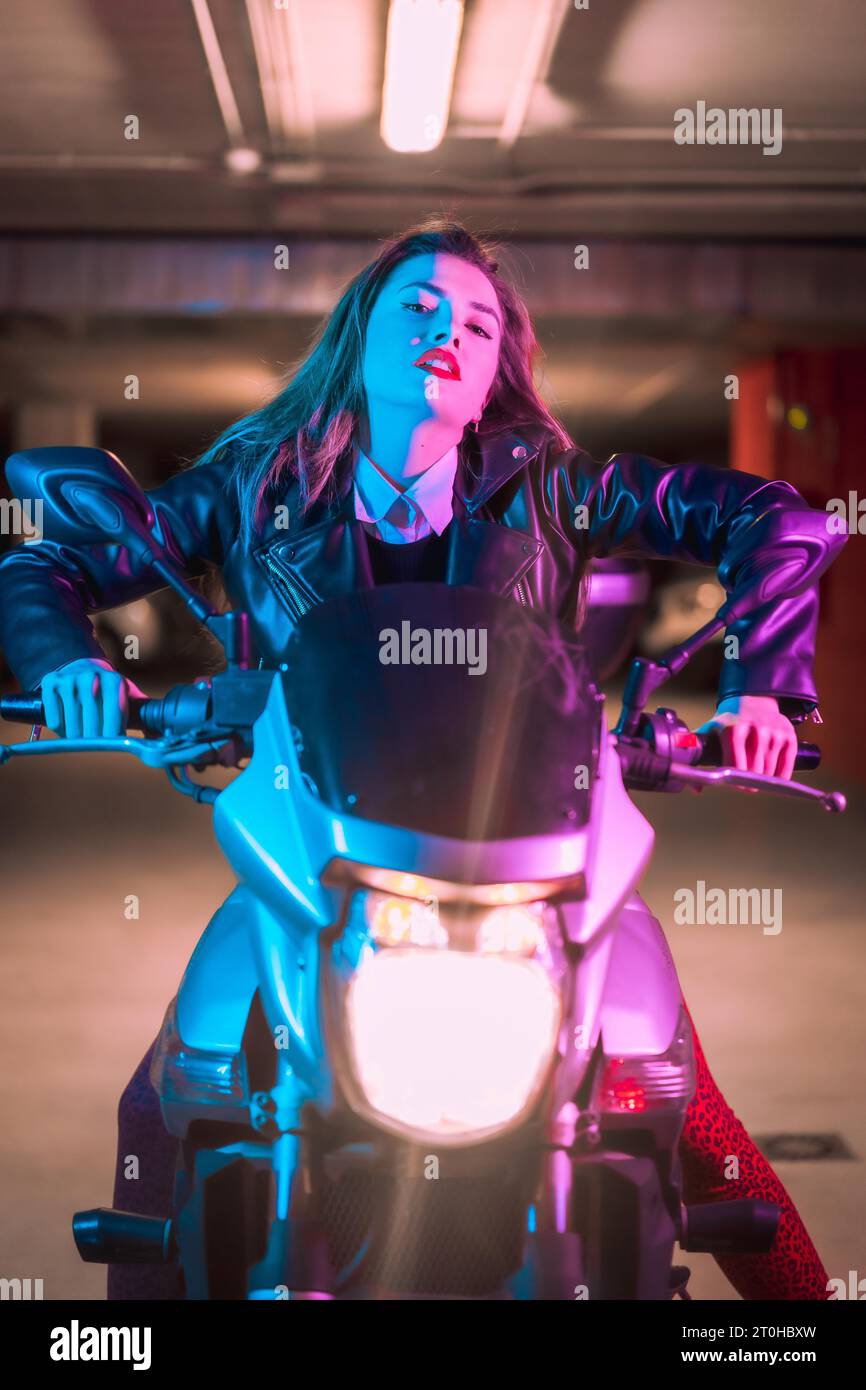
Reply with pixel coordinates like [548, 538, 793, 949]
[40, 658, 148, 738]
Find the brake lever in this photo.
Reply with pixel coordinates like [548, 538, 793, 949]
[0, 733, 236, 770]
[662, 760, 846, 813]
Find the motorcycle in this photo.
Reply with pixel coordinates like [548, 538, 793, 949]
[0, 447, 845, 1300]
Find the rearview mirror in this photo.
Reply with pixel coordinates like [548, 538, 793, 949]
[5, 446, 156, 558]
[5, 444, 251, 666]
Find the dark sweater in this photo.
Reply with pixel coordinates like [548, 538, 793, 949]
[365, 525, 451, 586]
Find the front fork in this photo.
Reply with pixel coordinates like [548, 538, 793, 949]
[507, 1103, 585, 1299]
[175, 1048, 335, 1301]
[508, 1103, 683, 1301]
[244, 1130, 334, 1300]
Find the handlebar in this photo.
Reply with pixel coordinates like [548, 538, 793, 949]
[0, 686, 822, 778]
[0, 661, 285, 744]
[0, 690, 146, 731]
[615, 714, 844, 812]
[693, 728, 822, 772]
[0, 682, 846, 810]
[0, 686, 211, 736]
[0, 691, 825, 770]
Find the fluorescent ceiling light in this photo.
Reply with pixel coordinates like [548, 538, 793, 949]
[381, 0, 465, 153]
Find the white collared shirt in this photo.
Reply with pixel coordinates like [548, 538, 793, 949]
[353, 444, 458, 544]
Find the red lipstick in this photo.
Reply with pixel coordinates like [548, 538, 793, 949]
[413, 347, 461, 381]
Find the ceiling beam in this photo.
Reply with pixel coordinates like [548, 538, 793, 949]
[0, 238, 865, 321]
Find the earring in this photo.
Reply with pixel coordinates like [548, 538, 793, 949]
[471, 418, 480, 432]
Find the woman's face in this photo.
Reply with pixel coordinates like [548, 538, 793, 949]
[362, 251, 503, 434]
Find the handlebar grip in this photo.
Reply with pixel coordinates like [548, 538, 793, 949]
[697, 730, 822, 771]
[791, 741, 822, 771]
[0, 693, 43, 724]
[0, 691, 150, 731]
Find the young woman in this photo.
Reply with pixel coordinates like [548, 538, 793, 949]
[0, 220, 840, 1300]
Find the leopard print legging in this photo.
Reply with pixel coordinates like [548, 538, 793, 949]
[108, 1010, 830, 1300]
[678, 1001, 830, 1300]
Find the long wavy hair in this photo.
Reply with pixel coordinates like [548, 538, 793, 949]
[194, 219, 573, 552]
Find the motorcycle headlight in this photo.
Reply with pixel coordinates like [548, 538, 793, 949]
[341, 890, 563, 1142]
[366, 892, 449, 948]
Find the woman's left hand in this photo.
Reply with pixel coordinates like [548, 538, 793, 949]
[696, 694, 798, 780]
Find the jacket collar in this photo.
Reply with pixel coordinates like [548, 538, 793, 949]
[257, 426, 549, 610]
[456, 426, 545, 512]
[354, 441, 459, 534]
[332, 426, 546, 519]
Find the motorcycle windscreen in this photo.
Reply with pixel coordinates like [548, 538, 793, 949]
[281, 584, 599, 840]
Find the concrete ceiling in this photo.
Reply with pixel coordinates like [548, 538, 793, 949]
[0, 0, 864, 237]
[0, 2, 863, 454]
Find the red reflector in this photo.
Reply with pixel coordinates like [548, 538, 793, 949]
[604, 1059, 648, 1113]
[673, 731, 700, 749]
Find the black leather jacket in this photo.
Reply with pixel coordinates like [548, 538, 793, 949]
[0, 427, 844, 717]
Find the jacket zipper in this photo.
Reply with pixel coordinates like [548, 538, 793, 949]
[478, 500, 533, 608]
[260, 548, 319, 623]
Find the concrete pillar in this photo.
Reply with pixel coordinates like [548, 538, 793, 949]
[14, 400, 97, 451]
[731, 348, 866, 779]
